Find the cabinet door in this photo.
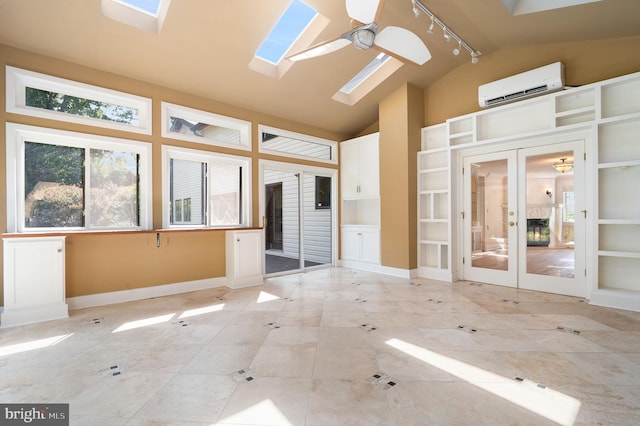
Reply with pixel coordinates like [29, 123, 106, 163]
[235, 231, 263, 278]
[360, 228, 380, 264]
[340, 141, 360, 199]
[357, 136, 379, 198]
[341, 227, 361, 261]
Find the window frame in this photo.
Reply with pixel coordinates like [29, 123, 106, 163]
[161, 102, 252, 151]
[258, 124, 338, 165]
[6, 123, 153, 233]
[6, 66, 152, 135]
[161, 145, 252, 229]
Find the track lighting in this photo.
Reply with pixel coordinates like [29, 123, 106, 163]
[427, 17, 434, 34]
[412, 0, 481, 64]
[453, 41, 461, 55]
[412, 0, 420, 17]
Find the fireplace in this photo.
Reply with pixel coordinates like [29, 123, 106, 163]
[527, 218, 550, 246]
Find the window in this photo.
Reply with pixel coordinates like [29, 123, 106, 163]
[6, 66, 152, 134]
[162, 146, 251, 228]
[563, 191, 575, 222]
[315, 176, 331, 209]
[258, 125, 338, 164]
[6, 123, 152, 232]
[161, 102, 251, 151]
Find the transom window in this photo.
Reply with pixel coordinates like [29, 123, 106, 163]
[6, 123, 153, 233]
[161, 102, 251, 151]
[6, 66, 152, 134]
[162, 146, 251, 228]
[258, 125, 338, 164]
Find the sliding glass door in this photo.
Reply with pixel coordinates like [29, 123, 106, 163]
[261, 161, 336, 276]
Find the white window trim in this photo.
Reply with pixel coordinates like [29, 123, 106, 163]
[161, 102, 252, 151]
[258, 124, 338, 165]
[161, 145, 252, 229]
[6, 123, 153, 233]
[6, 66, 152, 135]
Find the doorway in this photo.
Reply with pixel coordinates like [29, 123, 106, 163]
[261, 161, 337, 276]
[462, 140, 586, 297]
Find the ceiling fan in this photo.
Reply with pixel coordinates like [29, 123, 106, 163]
[287, 0, 431, 65]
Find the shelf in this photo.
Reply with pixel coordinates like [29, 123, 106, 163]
[601, 75, 640, 118]
[598, 160, 640, 169]
[598, 219, 640, 225]
[419, 167, 448, 174]
[419, 239, 448, 245]
[422, 124, 447, 151]
[555, 87, 596, 113]
[419, 219, 448, 223]
[598, 251, 640, 259]
[419, 189, 448, 195]
[555, 107, 596, 127]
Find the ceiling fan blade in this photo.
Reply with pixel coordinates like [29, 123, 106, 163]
[346, 0, 384, 24]
[286, 37, 351, 62]
[374, 26, 431, 65]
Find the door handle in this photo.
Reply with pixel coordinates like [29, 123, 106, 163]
[509, 221, 516, 227]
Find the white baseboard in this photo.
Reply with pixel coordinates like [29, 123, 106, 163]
[67, 277, 227, 310]
[588, 289, 640, 312]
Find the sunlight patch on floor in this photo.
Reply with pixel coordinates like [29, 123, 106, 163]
[386, 338, 581, 426]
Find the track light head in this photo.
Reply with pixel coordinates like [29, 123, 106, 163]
[427, 17, 434, 34]
[471, 51, 480, 64]
[443, 28, 451, 42]
[453, 41, 461, 55]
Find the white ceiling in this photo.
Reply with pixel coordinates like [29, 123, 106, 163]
[1, 0, 639, 137]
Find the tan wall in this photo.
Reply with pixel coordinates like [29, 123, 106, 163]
[378, 83, 423, 270]
[0, 44, 342, 303]
[425, 36, 640, 126]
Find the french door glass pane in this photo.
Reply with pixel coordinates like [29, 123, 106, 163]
[24, 141, 84, 228]
[90, 149, 140, 227]
[524, 151, 575, 278]
[470, 158, 509, 271]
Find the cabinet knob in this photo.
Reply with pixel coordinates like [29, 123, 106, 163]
[57, 248, 63, 253]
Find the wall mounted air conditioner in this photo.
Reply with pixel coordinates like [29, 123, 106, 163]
[478, 62, 565, 108]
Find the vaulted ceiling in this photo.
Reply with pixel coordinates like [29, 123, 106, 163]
[1, 0, 639, 137]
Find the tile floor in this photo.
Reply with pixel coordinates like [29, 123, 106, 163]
[1, 268, 640, 425]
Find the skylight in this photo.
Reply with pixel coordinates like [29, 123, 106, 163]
[255, 0, 318, 64]
[101, 0, 171, 33]
[332, 53, 402, 106]
[339, 53, 391, 95]
[118, 0, 162, 16]
[501, 0, 602, 15]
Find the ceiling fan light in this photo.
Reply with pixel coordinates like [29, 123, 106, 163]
[352, 29, 375, 50]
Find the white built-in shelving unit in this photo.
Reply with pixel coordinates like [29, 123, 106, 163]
[418, 70, 640, 311]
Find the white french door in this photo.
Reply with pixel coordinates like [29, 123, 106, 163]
[462, 140, 586, 297]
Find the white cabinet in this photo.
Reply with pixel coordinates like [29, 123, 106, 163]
[1, 237, 68, 327]
[340, 133, 379, 199]
[341, 226, 380, 264]
[226, 229, 264, 289]
[341, 133, 380, 271]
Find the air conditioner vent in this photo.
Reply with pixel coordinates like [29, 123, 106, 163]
[478, 63, 564, 108]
